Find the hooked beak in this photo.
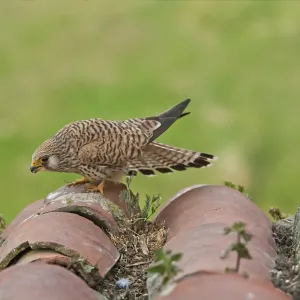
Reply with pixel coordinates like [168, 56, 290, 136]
[30, 161, 41, 173]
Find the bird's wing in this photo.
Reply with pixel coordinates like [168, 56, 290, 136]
[78, 99, 191, 167]
[77, 119, 160, 167]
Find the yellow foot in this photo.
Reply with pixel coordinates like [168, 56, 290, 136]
[66, 177, 89, 187]
[86, 180, 105, 195]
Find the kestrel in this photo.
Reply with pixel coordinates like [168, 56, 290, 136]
[30, 99, 217, 194]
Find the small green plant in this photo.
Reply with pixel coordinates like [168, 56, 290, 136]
[224, 181, 252, 200]
[148, 248, 182, 286]
[0, 214, 6, 246]
[141, 193, 162, 220]
[120, 176, 162, 219]
[119, 176, 140, 217]
[221, 221, 252, 277]
[269, 207, 287, 221]
[0, 214, 6, 233]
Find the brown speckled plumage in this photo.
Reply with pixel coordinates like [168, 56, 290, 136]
[30, 99, 217, 185]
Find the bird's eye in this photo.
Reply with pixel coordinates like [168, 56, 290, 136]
[41, 156, 49, 163]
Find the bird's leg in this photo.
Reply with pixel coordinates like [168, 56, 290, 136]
[66, 177, 89, 187]
[86, 179, 105, 195]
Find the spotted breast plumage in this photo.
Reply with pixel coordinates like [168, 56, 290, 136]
[30, 99, 218, 194]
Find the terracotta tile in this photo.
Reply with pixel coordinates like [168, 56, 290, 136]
[155, 185, 276, 281]
[15, 249, 71, 266]
[44, 181, 136, 217]
[154, 272, 290, 300]
[1, 199, 44, 240]
[38, 193, 120, 234]
[2, 181, 134, 241]
[0, 263, 105, 300]
[0, 212, 119, 278]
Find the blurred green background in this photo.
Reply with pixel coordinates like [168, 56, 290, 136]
[1, 1, 300, 223]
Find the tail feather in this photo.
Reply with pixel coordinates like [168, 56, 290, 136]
[125, 142, 218, 176]
[145, 99, 191, 143]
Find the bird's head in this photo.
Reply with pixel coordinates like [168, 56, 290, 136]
[30, 138, 62, 173]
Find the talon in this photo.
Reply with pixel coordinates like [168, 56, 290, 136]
[85, 180, 105, 195]
[66, 177, 89, 187]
